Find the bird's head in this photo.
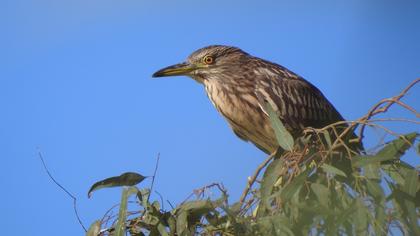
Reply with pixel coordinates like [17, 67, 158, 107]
[152, 45, 249, 83]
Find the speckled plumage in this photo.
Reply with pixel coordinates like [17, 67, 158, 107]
[154, 45, 347, 154]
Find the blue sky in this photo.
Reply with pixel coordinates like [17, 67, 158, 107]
[2, 0, 419, 235]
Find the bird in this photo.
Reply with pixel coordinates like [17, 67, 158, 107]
[152, 45, 358, 154]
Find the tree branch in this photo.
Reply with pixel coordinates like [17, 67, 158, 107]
[239, 151, 276, 206]
[38, 151, 87, 232]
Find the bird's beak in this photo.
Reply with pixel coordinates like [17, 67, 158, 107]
[152, 62, 197, 78]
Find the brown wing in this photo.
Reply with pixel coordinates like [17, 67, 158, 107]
[254, 66, 344, 136]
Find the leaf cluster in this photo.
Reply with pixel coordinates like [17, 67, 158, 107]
[86, 131, 419, 236]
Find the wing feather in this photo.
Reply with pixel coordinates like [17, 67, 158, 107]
[254, 66, 344, 135]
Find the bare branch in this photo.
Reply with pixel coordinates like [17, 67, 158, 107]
[358, 78, 420, 138]
[239, 151, 276, 206]
[181, 182, 228, 205]
[38, 151, 87, 232]
[154, 190, 165, 210]
[147, 153, 160, 203]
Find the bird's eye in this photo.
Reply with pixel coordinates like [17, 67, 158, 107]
[203, 55, 214, 65]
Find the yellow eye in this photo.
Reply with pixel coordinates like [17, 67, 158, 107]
[203, 55, 214, 65]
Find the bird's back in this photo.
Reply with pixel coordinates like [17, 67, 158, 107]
[252, 57, 345, 132]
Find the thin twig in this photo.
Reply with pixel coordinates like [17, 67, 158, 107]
[154, 190, 165, 210]
[240, 197, 257, 216]
[303, 78, 419, 154]
[181, 191, 196, 205]
[101, 202, 120, 225]
[358, 78, 420, 138]
[368, 118, 420, 124]
[180, 183, 227, 205]
[147, 153, 160, 203]
[101, 201, 139, 229]
[166, 200, 175, 210]
[239, 151, 276, 206]
[392, 100, 419, 117]
[38, 151, 87, 232]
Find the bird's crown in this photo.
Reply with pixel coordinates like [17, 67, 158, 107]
[187, 45, 249, 65]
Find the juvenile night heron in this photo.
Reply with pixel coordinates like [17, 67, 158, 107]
[153, 45, 355, 154]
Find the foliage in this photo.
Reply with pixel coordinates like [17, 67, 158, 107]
[87, 132, 419, 236]
[88, 172, 147, 198]
[86, 79, 420, 235]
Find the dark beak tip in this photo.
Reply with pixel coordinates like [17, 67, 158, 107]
[151, 62, 192, 78]
[152, 69, 166, 78]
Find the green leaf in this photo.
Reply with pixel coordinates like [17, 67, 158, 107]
[255, 215, 294, 236]
[403, 169, 418, 197]
[151, 200, 160, 212]
[373, 200, 387, 236]
[86, 220, 101, 236]
[388, 165, 420, 235]
[116, 187, 139, 236]
[157, 222, 169, 236]
[258, 157, 284, 216]
[382, 164, 406, 186]
[352, 133, 418, 168]
[265, 102, 294, 151]
[321, 163, 347, 177]
[177, 199, 215, 212]
[377, 132, 418, 158]
[389, 187, 412, 235]
[322, 130, 332, 148]
[353, 199, 369, 235]
[402, 169, 420, 235]
[176, 210, 188, 236]
[164, 213, 176, 235]
[273, 167, 312, 202]
[138, 188, 151, 210]
[335, 199, 359, 228]
[310, 183, 330, 207]
[143, 213, 160, 226]
[364, 163, 381, 180]
[174, 199, 222, 235]
[88, 172, 147, 198]
[404, 169, 419, 198]
[352, 155, 390, 168]
[365, 179, 384, 200]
